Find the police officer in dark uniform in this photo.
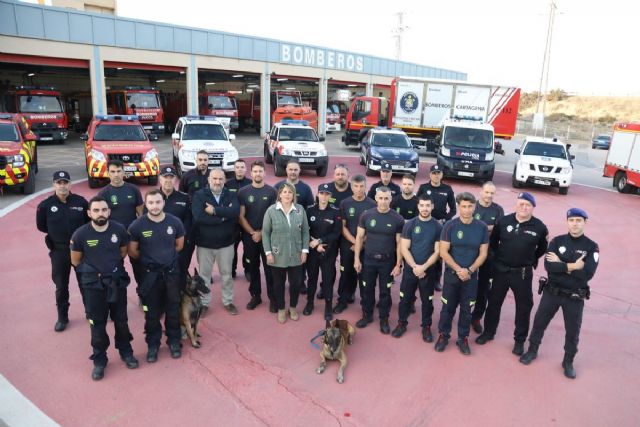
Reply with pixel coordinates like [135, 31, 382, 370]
[354, 186, 404, 334]
[391, 173, 418, 220]
[156, 165, 192, 288]
[435, 192, 489, 355]
[470, 181, 504, 334]
[225, 159, 251, 279]
[238, 160, 278, 312]
[366, 162, 401, 200]
[70, 197, 138, 380]
[476, 192, 548, 356]
[417, 164, 456, 292]
[128, 189, 185, 362]
[392, 195, 442, 341]
[305, 184, 342, 319]
[36, 171, 89, 331]
[179, 150, 210, 199]
[334, 175, 376, 314]
[520, 208, 599, 379]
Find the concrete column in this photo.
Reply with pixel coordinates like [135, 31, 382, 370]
[317, 75, 327, 136]
[260, 67, 271, 136]
[366, 81, 374, 97]
[90, 46, 106, 114]
[187, 55, 198, 115]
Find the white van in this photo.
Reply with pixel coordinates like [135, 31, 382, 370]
[512, 136, 574, 195]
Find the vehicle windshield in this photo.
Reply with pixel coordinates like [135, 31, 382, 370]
[442, 127, 493, 149]
[277, 94, 302, 106]
[93, 124, 147, 141]
[278, 127, 318, 142]
[523, 141, 567, 159]
[371, 133, 411, 148]
[596, 135, 611, 141]
[327, 104, 340, 114]
[126, 93, 160, 109]
[182, 123, 227, 140]
[0, 123, 19, 142]
[208, 96, 236, 110]
[19, 95, 63, 113]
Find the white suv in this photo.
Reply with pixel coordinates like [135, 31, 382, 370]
[512, 136, 574, 195]
[264, 120, 328, 177]
[172, 115, 238, 175]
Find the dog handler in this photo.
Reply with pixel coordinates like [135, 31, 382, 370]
[71, 197, 138, 381]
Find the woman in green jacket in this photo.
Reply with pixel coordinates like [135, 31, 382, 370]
[262, 183, 310, 323]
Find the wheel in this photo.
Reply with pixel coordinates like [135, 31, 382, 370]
[21, 175, 35, 194]
[274, 155, 285, 177]
[512, 173, 524, 189]
[148, 175, 158, 186]
[592, 144, 596, 149]
[317, 164, 328, 177]
[365, 157, 376, 176]
[615, 171, 632, 193]
[88, 176, 100, 188]
[359, 153, 365, 165]
[559, 186, 569, 195]
[264, 144, 273, 164]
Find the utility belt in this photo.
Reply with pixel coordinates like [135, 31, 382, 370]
[365, 252, 395, 262]
[76, 263, 130, 303]
[494, 261, 532, 279]
[538, 276, 590, 300]
[45, 235, 69, 250]
[138, 259, 178, 297]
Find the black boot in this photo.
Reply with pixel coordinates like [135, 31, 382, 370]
[169, 343, 182, 359]
[147, 346, 159, 363]
[434, 334, 449, 352]
[512, 341, 525, 356]
[456, 337, 471, 355]
[519, 344, 539, 365]
[333, 301, 348, 314]
[269, 300, 278, 313]
[562, 354, 577, 379]
[391, 321, 407, 338]
[55, 305, 69, 332]
[379, 317, 391, 334]
[422, 325, 434, 343]
[246, 296, 262, 310]
[91, 365, 105, 381]
[303, 300, 314, 316]
[324, 301, 333, 321]
[121, 355, 139, 369]
[356, 313, 373, 328]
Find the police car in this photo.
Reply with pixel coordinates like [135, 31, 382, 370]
[512, 136, 574, 195]
[171, 115, 238, 175]
[359, 127, 419, 176]
[264, 120, 328, 177]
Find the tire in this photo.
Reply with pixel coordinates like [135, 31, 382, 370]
[359, 154, 365, 165]
[264, 144, 273, 164]
[365, 157, 376, 176]
[615, 171, 632, 193]
[21, 175, 35, 195]
[317, 164, 328, 177]
[512, 172, 524, 189]
[148, 175, 158, 186]
[88, 176, 100, 188]
[559, 186, 569, 195]
[274, 155, 285, 177]
[32, 147, 39, 174]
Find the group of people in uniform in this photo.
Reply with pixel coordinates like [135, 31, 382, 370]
[36, 157, 599, 381]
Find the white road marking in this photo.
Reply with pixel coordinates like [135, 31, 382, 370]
[0, 374, 60, 427]
[0, 179, 87, 218]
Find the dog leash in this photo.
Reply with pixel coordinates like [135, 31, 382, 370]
[310, 330, 324, 350]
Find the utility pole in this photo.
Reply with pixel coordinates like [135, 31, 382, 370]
[392, 12, 409, 61]
[535, 1, 557, 123]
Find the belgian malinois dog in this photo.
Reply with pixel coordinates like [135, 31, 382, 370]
[316, 319, 355, 383]
[180, 268, 210, 348]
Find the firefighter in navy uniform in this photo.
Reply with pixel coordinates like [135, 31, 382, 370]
[156, 165, 192, 289]
[70, 197, 138, 381]
[179, 150, 210, 199]
[225, 159, 251, 279]
[366, 163, 401, 200]
[304, 184, 342, 320]
[520, 208, 599, 379]
[476, 192, 548, 356]
[354, 186, 404, 334]
[36, 171, 89, 331]
[390, 173, 419, 220]
[417, 164, 456, 292]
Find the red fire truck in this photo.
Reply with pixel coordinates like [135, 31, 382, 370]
[107, 87, 165, 136]
[603, 122, 640, 193]
[1, 86, 68, 143]
[199, 91, 239, 131]
[238, 90, 318, 132]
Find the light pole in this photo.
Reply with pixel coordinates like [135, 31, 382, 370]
[534, 0, 557, 135]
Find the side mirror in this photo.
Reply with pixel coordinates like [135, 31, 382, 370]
[229, 134, 236, 141]
[570, 155, 575, 160]
[80, 133, 88, 141]
[149, 133, 159, 141]
[208, 104, 214, 109]
[26, 132, 38, 141]
[319, 136, 325, 142]
[515, 148, 521, 154]
[130, 104, 136, 110]
[171, 132, 179, 140]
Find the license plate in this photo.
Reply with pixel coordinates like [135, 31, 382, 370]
[534, 179, 551, 186]
[124, 172, 133, 178]
[210, 160, 221, 165]
[143, 126, 152, 130]
[391, 165, 404, 170]
[123, 165, 136, 172]
[299, 158, 315, 163]
[458, 171, 474, 177]
[40, 137, 53, 141]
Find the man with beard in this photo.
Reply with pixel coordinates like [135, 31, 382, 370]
[238, 161, 278, 312]
[391, 174, 419, 220]
[37, 171, 89, 331]
[71, 197, 138, 380]
[179, 150, 210, 198]
[128, 190, 185, 362]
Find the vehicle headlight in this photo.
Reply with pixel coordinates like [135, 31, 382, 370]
[485, 151, 494, 161]
[9, 154, 25, 167]
[282, 148, 295, 156]
[560, 167, 572, 174]
[181, 150, 196, 161]
[317, 149, 327, 156]
[410, 152, 419, 160]
[225, 148, 239, 159]
[370, 151, 382, 159]
[144, 149, 158, 162]
[440, 146, 450, 157]
[90, 149, 106, 163]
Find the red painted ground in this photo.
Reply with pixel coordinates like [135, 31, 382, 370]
[1, 156, 638, 426]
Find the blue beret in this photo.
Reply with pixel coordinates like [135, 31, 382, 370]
[517, 192, 536, 207]
[567, 208, 588, 219]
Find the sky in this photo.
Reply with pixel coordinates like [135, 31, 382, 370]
[57, 0, 640, 96]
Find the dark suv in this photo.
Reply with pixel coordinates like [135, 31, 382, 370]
[359, 128, 419, 176]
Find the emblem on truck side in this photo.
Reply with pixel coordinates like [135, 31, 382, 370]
[400, 92, 419, 114]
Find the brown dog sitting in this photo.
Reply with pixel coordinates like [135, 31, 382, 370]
[180, 268, 210, 348]
[316, 319, 355, 383]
